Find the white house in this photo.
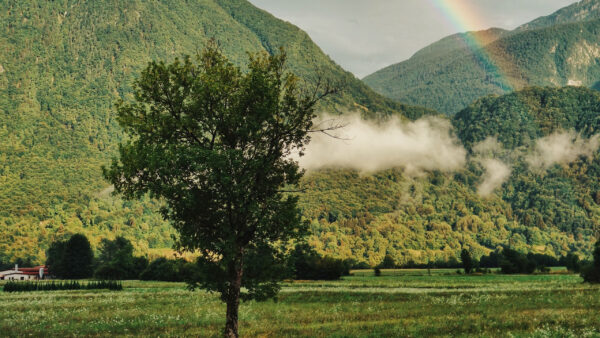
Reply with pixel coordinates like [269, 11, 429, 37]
[0, 265, 49, 281]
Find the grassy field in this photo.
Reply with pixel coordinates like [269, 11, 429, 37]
[1, 269, 599, 337]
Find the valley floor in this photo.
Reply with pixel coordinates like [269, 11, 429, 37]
[1, 269, 599, 337]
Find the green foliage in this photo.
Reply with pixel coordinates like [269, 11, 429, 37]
[379, 254, 396, 269]
[289, 244, 350, 280]
[365, 16, 600, 114]
[3, 280, 122, 292]
[499, 248, 537, 274]
[139, 258, 196, 282]
[454, 87, 600, 150]
[296, 165, 586, 268]
[0, 0, 430, 265]
[561, 253, 582, 273]
[46, 234, 94, 279]
[104, 43, 335, 336]
[94, 237, 147, 280]
[461, 249, 474, 274]
[453, 86, 600, 249]
[1, 0, 599, 278]
[581, 242, 600, 283]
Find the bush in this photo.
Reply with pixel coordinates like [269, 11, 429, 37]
[139, 258, 196, 282]
[351, 261, 371, 270]
[290, 244, 350, 280]
[581, 242, 600, 283]
[461, 249, 474, 274]
[3, 280, 122, 292]
[378, 254, 396, 269]
[374, 268, 381, 277]
[479, 248, 559, 274]
[94, 237, 147, 280]
[46, 234, 94, 279]
[500, 248, 536, 274]
[560, 253, 581, 273]
[479, 251, 502, 268]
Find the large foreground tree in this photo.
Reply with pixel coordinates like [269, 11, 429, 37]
[104, 43, 335, 337]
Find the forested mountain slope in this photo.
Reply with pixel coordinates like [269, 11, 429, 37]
[409, 28, 509, 61]
[0, 0, 431, 262]
[364, 0, 600, 115]
[2, 1, 599, 267]
[301, 87, 600, 265]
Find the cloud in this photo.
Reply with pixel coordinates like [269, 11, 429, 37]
[527, 131, 600, 169]
[297, 114, 467, 174]
[477, 159, 512, 197]
[473, 136, 504, 157]
[472, 137, 512, 196]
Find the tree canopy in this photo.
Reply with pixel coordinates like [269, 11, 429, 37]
[105, 42, 333, 337]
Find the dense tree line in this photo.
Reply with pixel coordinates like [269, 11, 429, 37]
[42, 234, 352, 283]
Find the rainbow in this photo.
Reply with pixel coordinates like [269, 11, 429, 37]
[425, 0, 519, 91]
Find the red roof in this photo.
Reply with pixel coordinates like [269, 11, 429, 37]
[17, 266, 49, 275]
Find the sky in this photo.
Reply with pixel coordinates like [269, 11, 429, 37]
[248, 0, 580, 78]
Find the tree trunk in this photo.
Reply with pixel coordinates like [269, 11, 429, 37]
[224, 251, 243, 338]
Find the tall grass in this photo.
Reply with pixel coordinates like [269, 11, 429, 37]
[3, 280, 122, 292]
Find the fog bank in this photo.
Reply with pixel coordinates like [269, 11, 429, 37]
[298, 115, 467, 174]
[527, 131, 600, 169]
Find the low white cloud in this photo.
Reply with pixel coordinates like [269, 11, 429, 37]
[472, 137, 512, 196]
[477, 159, 512, 197]
[527, 131, 600, 169]
[297, 114, 467, 174]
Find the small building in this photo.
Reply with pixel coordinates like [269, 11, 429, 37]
[0, 265, 49, 281]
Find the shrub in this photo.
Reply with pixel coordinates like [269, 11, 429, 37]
[461, 249, 474, 274]
[94, 237, 147, 280]
[46, 234, 94, 279]
[139, 258, 196, 282]
[351, 261, 371, 270]
[560, 253, 581, 273]
[289, 244, 350, 280]
[500, 248, 536, 274]
[379, 254, 396, 269]
[479, 248, 558, 274]
[374, 268, 381, 277]
[581, 242, 600, 283]
[3, 280, 122, 292]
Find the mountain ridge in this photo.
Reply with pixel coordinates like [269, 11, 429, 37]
[363, 0, 600, 114]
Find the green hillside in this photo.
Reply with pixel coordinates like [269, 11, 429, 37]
[363, 0, 600, 115]
[2, 1, 599, 267]
[454, 87, 600, 238]
[410, 28, 509, 60]
[301, 87, 600, 266]
[0, 0, 430, 262]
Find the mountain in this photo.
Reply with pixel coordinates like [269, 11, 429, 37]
[0, 0, 431, 263]
[302, 86, 600, 266]
[516, 0, 600, 31]
[363, 0, 600, 114]
[410, 28, 509, 61]
[2, 0, 599, 267]
[453, 86, 600, 246]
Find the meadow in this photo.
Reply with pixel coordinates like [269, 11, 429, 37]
[1, 269, 599, 337]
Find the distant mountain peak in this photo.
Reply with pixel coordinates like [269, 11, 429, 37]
[516, 0, 600, 31]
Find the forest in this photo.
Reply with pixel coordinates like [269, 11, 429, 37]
[0, 0, 600, 270]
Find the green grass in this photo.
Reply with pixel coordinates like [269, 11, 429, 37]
[1, 270, 599, 337]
